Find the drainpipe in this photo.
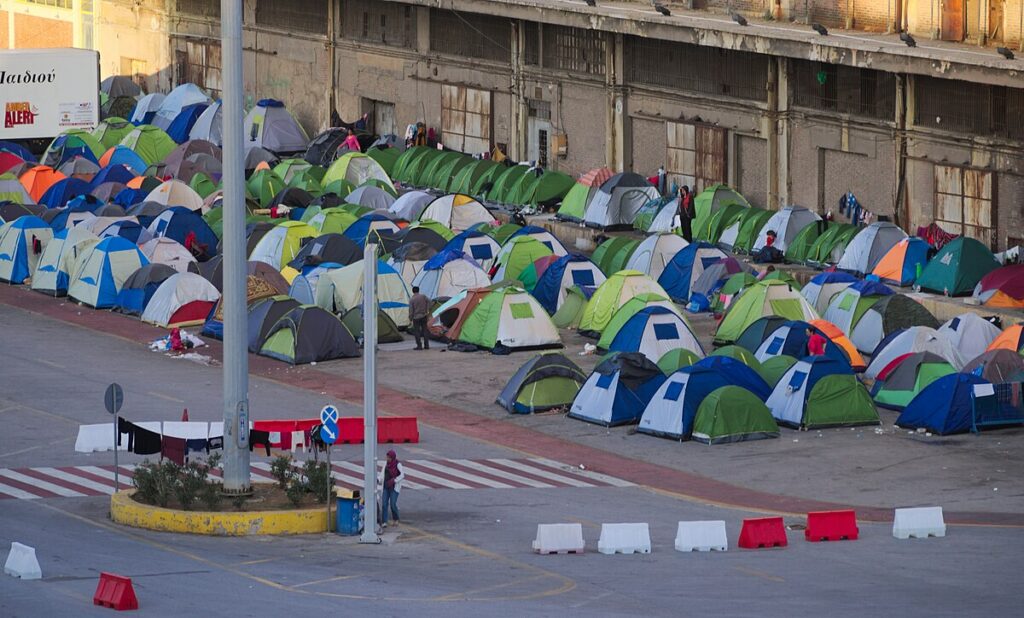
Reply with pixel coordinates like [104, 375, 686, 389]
[328, 0, 336, 126]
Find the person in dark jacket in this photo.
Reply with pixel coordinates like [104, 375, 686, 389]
[408, 286, 430, 350]
[678, 185, 695, 242]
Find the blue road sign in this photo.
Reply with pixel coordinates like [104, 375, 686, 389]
[320, 405, 339, 425]
[320, 419, 338, 445]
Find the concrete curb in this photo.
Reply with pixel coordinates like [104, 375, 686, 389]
[110, 490, 329, 536]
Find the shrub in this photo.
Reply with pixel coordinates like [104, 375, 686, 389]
[286, 476, 306, 507]
[304, 460, 334, 504]
[132, 460, 178, 508]
[270, 455, 295, 489]
[175, 461, 207, 511]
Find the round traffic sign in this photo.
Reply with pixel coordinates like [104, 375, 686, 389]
[104, 383, 124, 415]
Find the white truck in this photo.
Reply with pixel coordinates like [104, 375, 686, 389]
[0, 48, 100, 148]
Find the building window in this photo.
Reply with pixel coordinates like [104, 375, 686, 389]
[120, 57, 148, 89]
[430, 9, 510, 64]
[341, 0, 415, 48]
[542, 25, 605, 75]
[625, 36, 767, 102]
[441, 84, 492, 154]
[174, 40, 221, 98]
[915, 76, 1024, 141]
[21, 0, 73, 8]
[255, 0, 327, 35]
[522, 21, 539, 66]
[176, 0, 220, 18]
[666, 122, 727, 193]
[934, 165, 995, 248]
[792, 60, 896, 121]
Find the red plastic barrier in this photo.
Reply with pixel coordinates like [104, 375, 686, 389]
[738, 517, 788, 549]
[805, 510, 859, 542]
[93, 572, 138, 611]
[337, 417, 364, 444]
[377, 417, 419, 443]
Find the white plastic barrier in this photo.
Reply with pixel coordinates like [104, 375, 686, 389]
[675, 520, 728, 552]
[74, 423, 127, 453]
[4, 542, 42, 580]
[597, 523, 651, 555]
[532, 523, 585, 554]
[162, 421, 211, 439]
[893, 506, 946, 539]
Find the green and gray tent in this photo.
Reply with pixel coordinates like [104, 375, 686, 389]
[721, 207, 772, 254]
[340, 307, 404, 344]
[590, 237, 640, 275]
[450, 159, 501, 195]
[496, 352, 588, 413]
[189, 172, 217, 198]
[711, 272, 758, 314]
[365, 147, 401, 178]
[692, 386, 780, 445]
[759, 354, 798, 387]
[692, 184, 750, 240]
[246, 295, 301, 352]
[762, 270, 802, 290]
[246, 169, 287, 208]
[487, 165, 531, 203]
[259, 304, 360, 365]
[551, 285, 590, 329]
[714, 280, 818, 345]
[657, 348, 702, 375]
[118, 125, 177, 166]
[916, 236, 999, 296]
[785, 220, 831, 264]
[870, 352, 954, 410]
[525, 171, 574, 208]
[391, 146, 432, 183]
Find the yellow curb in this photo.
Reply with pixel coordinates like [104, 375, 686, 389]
[110, 490, 330, 536]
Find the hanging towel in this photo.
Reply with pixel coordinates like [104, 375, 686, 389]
[162, 436, 186, 465]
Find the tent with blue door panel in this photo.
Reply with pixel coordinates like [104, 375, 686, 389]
[343, 213, 399, 247]
[412, 248, 491, 299]
[624, 233, 689, 281]
[766, 356, 878, 429]
[444, 230, 502, 276]
[606, 305, 704, 363]
[579, 270, 671, 337]
[800, 271, 859, 316]
[508, 225, 568, 257]
[597, 293, 681, 349]
[637, 356, 771, 440]
[896, 373, 991, 435]
[100, 220, 154, 245]
[497, 353, 588, 414]
[146, 206, 218, 261]
[30, 225, 98, 295]
[754, 320, 854, 369]
[531, 254, 606, 314]
[569, 352, 666, 426]
[114, 263, 178, 315]
[657, 241, 728, 303]
[0, 215, 53, 283]
[67, 236, 149, 308]
[166, 103, 209, 144]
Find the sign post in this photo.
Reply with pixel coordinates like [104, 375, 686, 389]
[319, 405, 339, 533]
[360, 244, 380, 544]
[104, 383, 124, 492]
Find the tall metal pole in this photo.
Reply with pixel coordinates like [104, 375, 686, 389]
[220, 0, 250, 493]
[360, 244, 380, 543]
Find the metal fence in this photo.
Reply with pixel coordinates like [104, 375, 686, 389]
[255, 0, 327, 35]
[971, 382, 1024, 433]
[429, 8, 511, 64]
[916, 75, 1024, 141]
[792, 60, 896, 121]
[177, 0, 219, 18]
[341, 0, 416, 48]
[624, 36, 768, 102]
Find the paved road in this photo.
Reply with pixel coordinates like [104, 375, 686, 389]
[1, 303, 1023, 616]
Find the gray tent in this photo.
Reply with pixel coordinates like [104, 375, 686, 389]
[243, 99, 309, 155]
[836, 222, 907, 276]
[583, 173, 661, 229]
[101, 75, 142, 97]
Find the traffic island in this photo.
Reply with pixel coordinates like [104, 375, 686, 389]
[110, 490, 331, 536]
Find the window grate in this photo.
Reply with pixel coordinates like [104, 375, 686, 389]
[915, 76, 1024, 141]
[429, 9, 510, 64]
[341, 0, 416, 48]
[542, 25, 605, 75]
[792, 60, 895, 121]
[255, 0, 327, 35]
[522, 21, 539, 66]
[176, 0, 219, 18]
[624, 36, 767, 102]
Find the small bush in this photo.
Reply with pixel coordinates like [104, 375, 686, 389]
[132, 460, 179, 508]
[175, 461, 207, 511]
[286, 476, 306, 507]
[231, 493, 247, 511]
[199, 482, 222, 510]
[270, 455, 294, 489]
[304, 460, 334, 504]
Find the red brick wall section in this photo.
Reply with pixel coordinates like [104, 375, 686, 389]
[13, 13, 72, 49]
[810, 0, 894, 32]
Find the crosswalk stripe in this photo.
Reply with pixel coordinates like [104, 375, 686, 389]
[0, 469, 87, 498]
[398, 462, 473, 490]
[35, 467, 114, 495]
[412, 460, 515, 489]
[527, 457, 636, 488]
[485, 459, 595, 488]
[447, 459, 554, 489]
[333, 460, 431, 490]
[76, 466, 134, 491]
[0, 480, 39, 500]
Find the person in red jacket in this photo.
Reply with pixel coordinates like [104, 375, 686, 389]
[807, 327, 828, 356]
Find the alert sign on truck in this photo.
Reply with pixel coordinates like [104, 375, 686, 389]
[0, 48, 100, 142]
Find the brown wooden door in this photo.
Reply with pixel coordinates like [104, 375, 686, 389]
[941, 0, 966, 42]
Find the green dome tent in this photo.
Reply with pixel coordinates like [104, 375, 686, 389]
[450, 159, 502, 195]
[246, 169, 286, 207]
[258, 305, 360, 365]
[470, 162, 509, 195]
[656, 348, 702, 374]
[579, 270, 670, 336]
[551, 285, 590, 329]
[496, 352, 587, 413]
[365, 147, 400, 178]
[709, 345, 765, 377]
[391, 146, 432, 182]
[723, 207, 772, 254]
[759, 355, 798, 387]
[340, 307, 404, 344]
[525, 171, 574, 208]
[692, 386, 780, 445]
[118, 125, 177, 166]
[457, 286, 560, 350]
[785, 220, 831, 264]
[714, 280, 818, 345]
[481, 223, 521, 246]
[487, 165, 531, 203]
[697, 203, 747, 243]
[492, 236, 553, 282]
[692, 184, 750, 241]
[916, 237, 999, 296]
[591, 236, 640, 275]
[807, 223, 858, 266]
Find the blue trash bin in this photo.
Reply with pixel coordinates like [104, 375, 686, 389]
[336, 496, 361, 535]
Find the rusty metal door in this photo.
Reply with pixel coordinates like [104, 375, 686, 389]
[941, 0, 966, 42]
[695, 126, 727, 192]
[934, 165, 994, 247]
[441, 85, 492, 154]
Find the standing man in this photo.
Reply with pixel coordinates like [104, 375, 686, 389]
[409, 285, 430, 350]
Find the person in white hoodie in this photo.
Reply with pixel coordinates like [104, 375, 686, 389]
[379, 449, 405, 527]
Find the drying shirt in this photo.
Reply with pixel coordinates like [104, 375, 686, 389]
[249, 430, 271, 456]
[207, 436, 224, 450]
[122, 420, 162, 455]
[185, 439, 208, 456]
[162, 436, 186, 466]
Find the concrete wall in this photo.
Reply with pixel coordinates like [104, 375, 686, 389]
[96, 1, 173, 93]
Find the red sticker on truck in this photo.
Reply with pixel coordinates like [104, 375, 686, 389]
[4, 101, 37, 128]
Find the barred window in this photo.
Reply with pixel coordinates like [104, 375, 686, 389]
[915, 76, 1024, 141]
[624, 37, 767, 102]
[792, 60, 895, 121]
[21, 0, 72, 8]
[255, 0, 327, 35]
[176, 0, 219, 18]
[341, 0, 415, 48]
[542, 25, 605, 75]
[429, 9, 510, 64]
[522, 21, 539, 66]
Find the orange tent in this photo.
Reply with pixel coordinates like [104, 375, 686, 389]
[810, 318, 867, 371]
[986, 325, 1024, 354]
[428, 287, 492, 342]
[19, 166, 66, 202]
[578, 167, 614, 187]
